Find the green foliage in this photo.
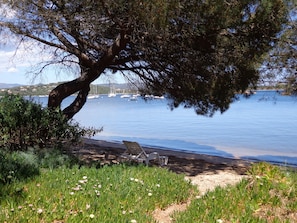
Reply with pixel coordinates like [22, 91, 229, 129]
[0, 146, 80, 186]
[0, 0, 289, 118]
[260, 1, 297, 94]
[0, 94, 100, 150]
[36, 147, 80, 169]
[0, 150, 40, 184]
[136, 0, 288, 116]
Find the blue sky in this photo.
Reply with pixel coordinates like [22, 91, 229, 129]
[0, 41, 73, 85]
[0, 5, 126, 86]
[0, 40, 125, 85]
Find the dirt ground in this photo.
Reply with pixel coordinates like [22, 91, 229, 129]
[71, 138, 252, 223]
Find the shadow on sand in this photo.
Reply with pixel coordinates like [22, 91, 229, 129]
[71, 138, 251, 176]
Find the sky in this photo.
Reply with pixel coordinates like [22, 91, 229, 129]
[0, 40, 73, 85]
[0, 40, 124, 85]
[0, 5, 127, 86]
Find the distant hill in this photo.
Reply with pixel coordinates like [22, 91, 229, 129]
[0, 82, 138, 96]
[0, 83, 22, 89]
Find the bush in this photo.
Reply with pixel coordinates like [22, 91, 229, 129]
[36, 147, 80, 169]
[0, 146, 81, 185]
[0, 150, 40, 184]
[0, 94, 100, 151]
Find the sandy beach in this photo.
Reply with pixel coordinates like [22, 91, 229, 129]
[73, 138, 251, 176]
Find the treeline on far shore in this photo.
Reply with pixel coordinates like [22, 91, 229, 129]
[0, 81, 291, 97]
[0, 82, 138, 97]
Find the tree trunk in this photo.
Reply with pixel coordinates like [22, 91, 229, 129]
[47, 67, 97, 119]
[47, 31, 131, 119]
[62, 86, 90, 119]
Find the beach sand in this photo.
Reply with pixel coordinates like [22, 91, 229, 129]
[73, 138, 251, 176]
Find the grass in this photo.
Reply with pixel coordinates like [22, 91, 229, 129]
[0, 164, 195, 223]
[0, 148, 296, 223]
[174, 162, 297, 223]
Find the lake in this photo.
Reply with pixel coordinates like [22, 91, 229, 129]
[35, 90, 297, 166]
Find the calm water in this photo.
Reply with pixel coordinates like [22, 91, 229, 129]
[35, 91, 297, 166]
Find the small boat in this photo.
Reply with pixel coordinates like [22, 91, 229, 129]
[120, 94, 130, 98]
[108, 93, 116, 97]
[87, 95, 100, 99]
[153, 95, 165, 99]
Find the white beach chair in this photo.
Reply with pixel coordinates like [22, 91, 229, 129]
[121, 140, 168, 166]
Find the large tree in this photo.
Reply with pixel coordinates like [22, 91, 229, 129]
[0, 0, 287, 119]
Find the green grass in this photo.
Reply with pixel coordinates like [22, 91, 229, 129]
[0, 147, 296, 223]
[0, 164, 195, 223]
[174, 162, 297, 223]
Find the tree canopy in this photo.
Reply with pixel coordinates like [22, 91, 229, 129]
[0, 0, 288, 118]
[260, 1, 297, 94]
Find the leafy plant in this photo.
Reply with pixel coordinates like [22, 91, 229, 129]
[36, 147, 80, 169]
[0, 150, 40, 184]
[0, 94, 101, 151]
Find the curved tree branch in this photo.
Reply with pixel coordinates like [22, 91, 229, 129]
[62, 85, 90, 119]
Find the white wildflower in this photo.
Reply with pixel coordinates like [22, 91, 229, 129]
[37, 208, 43, 214]
[86, 204, 91, 210]
[72, 185, 81, 191]
[94, 184, 102, 189]
[131, 220, 137, 223]
[95, 190, 100, 197]
[148, 192, 152, 196]
[89, 214, 95, 218]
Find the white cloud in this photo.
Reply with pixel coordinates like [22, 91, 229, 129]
[0, 50, 14, 70]
[0, 40, 50, 71]
[7, 67, 18, 72]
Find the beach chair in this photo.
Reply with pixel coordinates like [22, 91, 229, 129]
[121, 140, 168, 166]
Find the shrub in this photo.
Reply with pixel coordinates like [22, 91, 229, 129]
[0, 94, 100, 151]
[0, 150, 40, 184]
[36, 147, 80, 169]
